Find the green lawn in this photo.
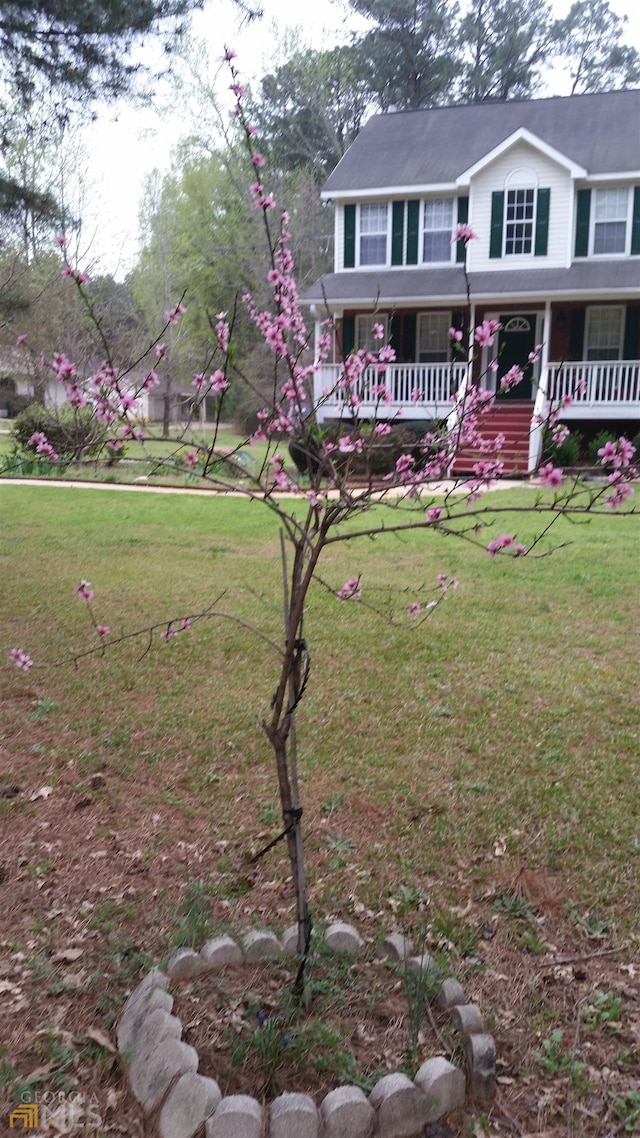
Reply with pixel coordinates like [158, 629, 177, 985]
[2, 482, 638, 927]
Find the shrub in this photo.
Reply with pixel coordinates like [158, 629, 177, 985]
[543, 427, 583, 468]
[13, 404, 107, 461]
[586, 429, 618, 465]
[4, 393, 36, 418]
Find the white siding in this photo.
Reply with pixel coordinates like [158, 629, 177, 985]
[467, 141, 574, 272]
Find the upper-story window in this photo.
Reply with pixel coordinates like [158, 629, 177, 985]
[359, 204, 388, 265]
[505, 188, 535, 255]
[490, 185, 550, 259]
[592, 188, 629, 254]
[423, 199, 454, 262]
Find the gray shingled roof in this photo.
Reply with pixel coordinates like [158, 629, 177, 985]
[323, 89, 640, 194]
[303, 261, 640, 306]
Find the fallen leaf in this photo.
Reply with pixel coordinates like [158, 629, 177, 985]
[493, 836, 507, 857]
[30, 785, 53, 801]
[52, 947, 84, 963]
[82, 1026, 116, 1054]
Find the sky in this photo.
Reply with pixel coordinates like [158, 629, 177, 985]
[80, 0, 640, 279]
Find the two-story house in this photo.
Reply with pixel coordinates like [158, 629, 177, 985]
[303, 89, 640, 472]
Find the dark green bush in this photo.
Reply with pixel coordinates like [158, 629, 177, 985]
[288, 424, 439, 478]
[586, 429, 618, 465]
[5, 393, 36, 418]
[13, 404, 107, 461]
[543, 427, 583, 467]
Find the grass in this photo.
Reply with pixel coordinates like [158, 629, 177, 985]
[2, 481, 639, 927]
[0, 422, 275, 486]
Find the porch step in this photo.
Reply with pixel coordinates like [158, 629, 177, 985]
[451, 401, 534, 476]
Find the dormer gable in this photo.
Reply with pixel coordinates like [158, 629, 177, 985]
[456, 127, 587, 187]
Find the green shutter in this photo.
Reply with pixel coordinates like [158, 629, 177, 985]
[534, 188, 551, 256]
[623, 305, 639, 359]
[342, 316, 355, 357]
[568, 308, 586, 361]
[574, 190, 591, 257]
[631, 187, 640, 255]
[456, 196, 469, 263]
[403, 313, 417, 362]
[406, 200, 420, 264]
[489, 191, 504, 259]
[391, 201, 405, 265]
[343, 204, 356, 268]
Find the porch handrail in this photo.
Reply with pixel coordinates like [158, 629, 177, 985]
[545, 360, 640, 406]
[314, 361, 468, 413]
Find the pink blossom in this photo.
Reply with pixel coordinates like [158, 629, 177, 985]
[222, 47, 237, 61]
[500, 365, 523, 392]
[96, 625, 110, 636]
[575, 377, 587, 396]
[437, 573, 447, 587]
[372, 322, 385, 340]
[539, 462, 564, 489]
[408, 603, 422, 617]
[10, 647, 33, 671]
[156, 343, 166, 358]
[452, 223, 478, 244]
[374, 423, 391, 436]
[143, 370, 160, 391]
[605, 478, 634, 509]
[514, 543, 528, 556]
[56, 234, 67, 247]
[252, 152, 266, 167]
[337, 577, 362, 602]
[192, 373, 206, 389]
[449, 327, 463, 342]
[551, 425, 570, 447]
[15, 333, 27, 346]
[210, 370, 229, 393]
[474, 319, 501, 348]
[426, 507, 443, 523]
[185, 451, 199, 469]
[560, 393, 573, 408]
[230, 81, 246, 98]
[75, 579, 94, 601]
[181, 619, 191, 630]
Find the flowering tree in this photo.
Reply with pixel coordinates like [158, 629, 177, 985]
[9, 53, 638, 998]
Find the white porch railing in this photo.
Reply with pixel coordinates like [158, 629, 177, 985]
[545, 361, 640, 416]
[314, 362, 468, 421]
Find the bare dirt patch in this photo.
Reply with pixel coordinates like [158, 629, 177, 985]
[1, 669, 639, 1135]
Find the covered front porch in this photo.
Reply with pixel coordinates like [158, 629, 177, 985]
[310, 295, 640, 471]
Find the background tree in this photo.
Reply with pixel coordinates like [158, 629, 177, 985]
[346, 0, 461, 110]
[255, 45, 371, 177]
[551, 0, 640, 94]
[456, 0, 555, 101]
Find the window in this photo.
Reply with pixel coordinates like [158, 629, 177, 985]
[355, 314, 388, 353]
[585, 307, 624, 361]
[423, 199, 453, 262]
[359, 204, 388, 266]
[592, 188, 629, 255]
[505, 188, 535, 255]
[417, 312, 450, 362]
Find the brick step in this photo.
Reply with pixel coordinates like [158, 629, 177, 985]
[451, 402, 534, 474]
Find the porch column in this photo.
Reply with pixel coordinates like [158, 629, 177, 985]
[310, 305, 323, 411]
[529, 300, 552, 473]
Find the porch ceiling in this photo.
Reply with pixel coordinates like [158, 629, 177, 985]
[302, 261, 640, 308]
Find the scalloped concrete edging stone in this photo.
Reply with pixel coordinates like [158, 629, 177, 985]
[117, 921, 496, 1137]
